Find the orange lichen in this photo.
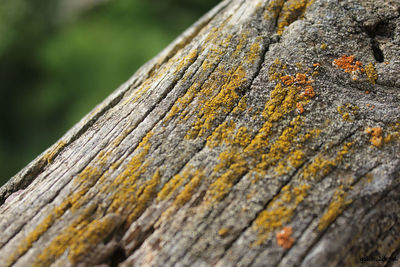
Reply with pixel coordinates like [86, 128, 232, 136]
[200, 59, 320, 207]
[303, 86, 315, 98]
[333, 55, 365, 78]
[280, 75, 295, 86]
[294, 73, 308, 84]
[267, 64, 316, 119]
[365, 127, 383, 147]
[276, 226, 295, 249]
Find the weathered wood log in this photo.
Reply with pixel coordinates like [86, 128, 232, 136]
[1, 0, 400, 266]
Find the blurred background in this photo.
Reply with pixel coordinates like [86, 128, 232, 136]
[0, 0, 219, 185]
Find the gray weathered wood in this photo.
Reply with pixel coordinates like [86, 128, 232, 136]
[1, 0, 400, 266]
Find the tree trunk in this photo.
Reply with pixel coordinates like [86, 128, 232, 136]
[1, 0, 400, 266]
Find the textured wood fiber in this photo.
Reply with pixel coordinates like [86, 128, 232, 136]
[1, 0, 400, 266]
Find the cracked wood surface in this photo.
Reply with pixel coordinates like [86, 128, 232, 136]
[1, 0, 400, 266]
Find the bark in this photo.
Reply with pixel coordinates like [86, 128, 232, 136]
[1, 0, 400, 266]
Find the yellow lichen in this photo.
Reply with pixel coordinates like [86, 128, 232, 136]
[199, 60, 320, 206]
[186, 66, 247, 139]
[256, 116, 303, 172]
[247, 41, 261, 63]
[32, 204, 98, 266]
[337, 104, 359, 122]
[233, 126, 252, 147]
[365, 63, 378, 84]
[36, 131, 157, 264]
[303, 142, 354, 180]
[175, 49, 198, 74]
[318, 185, 352, 231]
[276, 0, 314, 35]
[7, 162, 107, 266]
[172, 170, 203, 207]
[206, 120, 237, 148]
[288, 150, 305, 168]
[19, 130, 154, 265]
[206, 148, 248, 202]
[232, 33, 248, 59]
[384, 122, 400, 144]
[43, 140, 66, 164]
[206, 122, 252, 149]
[252, 184, 310, 246]
[264, 0, 285, 20]
[202, 34, 232, 71]
[157, 169, 191, 201]
[235, 95, 248, 113]
[157, 169, 204, 221]
[218, 227, 230, 237]
[126, 168, 161, 224]
[68, 214, 121, 263]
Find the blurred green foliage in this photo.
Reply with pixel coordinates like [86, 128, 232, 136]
[0, 0, 219, 185]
